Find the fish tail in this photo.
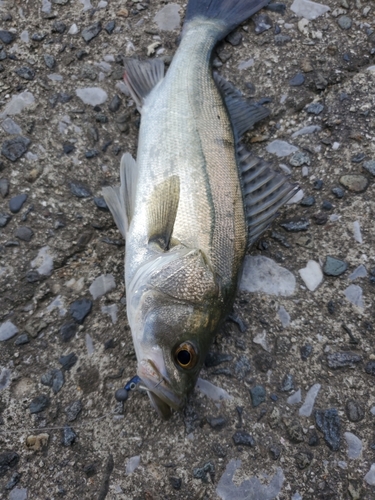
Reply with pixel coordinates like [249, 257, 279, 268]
[184, 0, 270, 39]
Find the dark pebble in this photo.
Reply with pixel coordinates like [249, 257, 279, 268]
[295, 449, 313, 469]
[76, 49, 88, 60]
[253, 13, 273, 34]
[232, 430, 256, 447]
[115, 388, 128, 402]
[83, 463, 97, 477]
[15, 66, 35, 80]
[108, 94, 121, 112]
[0, 178, 9, 197]
[338, 15, 352, 30]
[31, 33, 47, 41]
[41, 368, 64, 394]
[52, 21, 66, 34]
[104, 338, 115, 349]
[169, 477, 182, 490]
[5, 471, 20, 490]
[331, 187, 345, 198]
[266, 3, 286, 13]
[306, 103, 324, 115]
[212, 442, 227, 458]
[70, 182, 91, 198]
[62, 425, 77, 446]
[0, 213, 11, 227]
[207, 416, 227, 430]
[285, 418, 304, 443]
[308, 430, 320, 446]
[300, 344, 313, 360]
[280, 373, 294, 392]
[269, 444, 281, 460]
[315, 408, 341, 451]
[15, 333, 29, 345]
[249, 385, 266, 407]
[327, 352, 362, 369]
[60, 322, 77, 342]
[14, 226, 34, 242]
[280, 217, 310, 232]
[96, 113, 108, 124]
[226, 30, 242, 46]
[274, 34, 291, 45]
[82, 22, 102, 43]
[63, 143, 75, 155]
[313, 212, 328, 225]
[85, 149, 99, 159]
[9, 194, 28, 213]
[0, 49, 6, 61]
[1, 136, 31, 162]
[205, 351, 232, 367]
[365, 361, 375, 376]
[326, 300, 335, 314]
[25, 270, 41, 283]
[70, 298, 93, 324]
[193, 462, 215, 483]
[59, 352, 78, 371]
[274, 24, 281, 34]
[105, 20, 116, 34]
[254, 352, 273, 372]
[363, 160, 375, 176]
[43, 54, 56, 69]
[234, 354, 251, 379]
[94, 197, 109, 211]
[29, 394, 50, 414]
[300, 196, 315, 207]
[351, 153, 365, 163]
[0, 30, 15, 44]
[270, 394, 278, 402]
[0, 451, 19, 478]
[65, 400, 83, 422]
[323, 256, 348, 276]
[321, 200, 333, 211]
[345, 400, 364, 422]
[313, 179, 323, 190]
[289, 73, 305, 86]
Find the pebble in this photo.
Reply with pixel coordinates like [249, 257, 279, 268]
[68, 23, 79, 35]
[274, 34, 292, 45]
[281, 374, 294, 392]
[169, 477, 182, 490]
[315, 408, 341, 451]
[300, 195, 315, 207]
[289, 73, 305, 86]
[108, 94, 121, 112]
[232, 430, 256, 447]
[340, 174, 368, 192]
[9, 194, 28, 213]
[226, 31, 242, 46]
[323, 256, 347, 276]
[300, 344, 313, 360]
[76, 87, 108, 106]
[29, 394, 50, 414]
[253, 13, 273, 34]
[59, 352, 78, 371]
[196, 378, 232, 401]
[1, 136, 31, 162]
[101, 304, 118, 324]
[0, 178, 9, 197]
[250, 385, 266, 407]
[345, 400, 364, 422]
[0, 91, 35, 118]
[295, 450, 313, 469]
[5, 472, 20, 490]
[349, 265, 367, 280]
[269, 444, 281, 460]
[278, 306, 290, 327]
[321, 200, 332, 211]
[70, 182, 91, 198]
[62, 425, 77, 446]
[326, 352, 362, 369]
[31, 246, 54, 275]
[290, 0, 330, 20]
[240, 255, 296, 296]
[126, 456, 141, 475]
[65, 400, 83, 421]
[43, 54, 55, 69]
[365, 361, 375, 376]
[287, 389, 302, 405]
[299, 260, 323, 291]
[266, 140, 298, 157]
[0, 30, 15, 45]
[234, 355, 251, 379]
[280, 217, 310, 232]
[365, 464, 375, 486]
[331, 187, 345, 198]
[285, 418, 304, 443]
[69, 298, 93, 324]
[153, 4, 181, 31]
[0, 213, 11, 227]
[208, 416, 227, 430]
[15, 66, 35, 80]
[344, 284, 364, 308]
[299, 383, 321, 417]
[105, 20, 116, 35]
[306, 102, 324, 115]
[291, 125, 321, 138]
[363, 160, 375, 176]
[14, 226, 34, 242]
[41, 368, 64, 393]
[93, 197, 108, 211]
[9, 489, 28, 500]
[338, 16, 352, 30]
[344, 432, 362, 459]
[0, 367, 11, 390]
[2, 117, 22, 135]
[289, 151, 310, 167]
[31, 33, 46, 41]
[351, 152, 365, 163]
[14, 333, 29, 345]
[0, 321, 19, 341]
[82, 22, 102, 43]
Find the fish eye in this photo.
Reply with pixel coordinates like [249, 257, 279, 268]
[174, 342, 198, 370]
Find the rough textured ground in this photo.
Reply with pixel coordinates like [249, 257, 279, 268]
[0, 0, 375, 499]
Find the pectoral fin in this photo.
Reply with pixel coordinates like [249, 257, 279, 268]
[147, 176, 180, 250]
[124, 58, 165, 110]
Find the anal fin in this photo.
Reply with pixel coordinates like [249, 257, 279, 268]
[124, 58, 165, 110]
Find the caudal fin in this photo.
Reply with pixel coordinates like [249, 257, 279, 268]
[185, 0, 270, 38]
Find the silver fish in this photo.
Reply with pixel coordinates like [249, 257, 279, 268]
[103, 0, 297, 418]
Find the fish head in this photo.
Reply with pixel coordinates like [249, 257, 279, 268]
[127, 247, 221, 418]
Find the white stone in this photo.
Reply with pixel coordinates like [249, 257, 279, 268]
[291, 125, 321, 138]
[31, 246, 54, 275]
[80, 0, 93, 11]
[287, 389, 302, 405]
[126, 456, 140, 475]
[76, 87, 108, 106]
[89, 274, 116, 299]
[292, 494, 303, 500]
[98, 0, 107, 7]
[41, 0, 51, 13]
[365, 464, 375, 485]
[0, 91, 35, 119]
[287, 189, 304, 205]
[0, 321, 19, 341]
[196, 378, 232, 401]
[115, 81, 130, 96]
[86, 333, 94, 355]
[278, 306, 290, 327]
[68, 24, 79, 35]
[20, 30, 29, 43]
[299, 260, 323, 291]
[47, 295, 67, 316]
[299, 383, 321, 416]
[1, 117, 22, 135]
[266, 140, 298, 157]
[253, 331, 271, 352]
[154, 4, 181, 31]
[338, 461, 347, 469]
[9, 488, 28, 500]
[48, 74, 63, 81]
[291, 0, 330, 20]
[240, 256, 296, 296]
[353, 221, 362, 243]
[344, 432, 362, 459]
[101, 304, 118, 324]
[349, 265, 367, 281]
[344, 285, 364, 308]
[238, 58, 254, 70]
[298, 18, 310, 36]
[25, 151, 38, 162]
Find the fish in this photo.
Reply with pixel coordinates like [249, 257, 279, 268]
[103, 0, 298, 419]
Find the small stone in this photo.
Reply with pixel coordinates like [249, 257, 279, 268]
[2, 117, 22, 135]
[306, 102, 324, 115]
[344, 285, 364, 308]
[153, 4, 181, 31]
[300, 196, 315, 207]
[70, 182, 91, 198]
[82, 22, 102, 43]
[0, 30, 15, 44]
[15, 66, 35, 80]
[65, 400, 83, 421]
[250, 385, 266, 407]
[327, 352, 362, 369]
[25, 434, 49, 452]
[1, 137, 30, 162]
[62, 425, 77, 446]
[0, 213, 11, 227]
[105, 20, 116, 34]
[338, 15, 352, 30]
[59, 352, 78, 371]
[5, 472, 20, 490]
[63, 143, 75, 155]
[232, 430, 256, 447]
[234, 355, 251, 379]
[94, 197, 108, 210]
[0, 451, 19, 478]
[254, 351, 274, 371]
[240, 255, 296, 296]
[299, 260, 323, 291]
[365, 361, 375, 376]
[83, 463, 97, 477]
[0, 178, 9, 197]
[85, 149, 99, 158]
[289, 151, 311, 167]
[313, 179, 323, 190]
[285, 418, 304, 443]
[295, 450, 313, 469]
[269, 444, 281, 460]
[349, 265, 367, 280]
[108, 94, 121, 112]
[300, 344, 313, 360]
[52, 21, 67, 33]
[287, 389, 302, 405]
[31, 33, 47, 41]
[365, 464, 375, 486]
[226, 31, 242, 46]
[60, 322, 77, 342]
[289, 73, 305, 86]
[340, 174, 368, 193]
[76, 87, 108, 106]
[43, 54, 55, 69]
[344, 432, 362, 459]
[29, 394, 50, 414]
[321, 200, 332, 211]
[281, 374, 294, 392]
[81, 63, 97, 81]
[351, 153, 365, 164]
[323, 256, 348, 276]
[315, 408, 341, 451]
[207, 416, 227, 430]
[345, 400, 364, 422]
[14, 226, 34, 242]
[275, 336, 291, 355]
[274, 34, 292, 45]
[15, 333, 29, 345]
[363, 160, 375, 176]
[253, 13, 273, 34]
[70, 298, 93, 324]
[41, 368, 64, 393]
[299, 383, 321, 417]
[280, 217, 310, 232]
[308, 430, 320, 446]
[331, 187, 345, 198]
[0, 321, 19, 341]
[169, 477, 182, 490]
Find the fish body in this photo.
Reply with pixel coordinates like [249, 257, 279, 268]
[103, 0, 296, 418]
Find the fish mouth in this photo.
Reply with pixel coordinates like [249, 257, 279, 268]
[138, 359, 184, 419]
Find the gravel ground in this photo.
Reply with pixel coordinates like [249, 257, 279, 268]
[0, 0, 375, 499]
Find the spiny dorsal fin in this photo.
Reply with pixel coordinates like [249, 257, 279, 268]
[147, 176, 180, 250]
[237, 145, 299, 248]
[102, 153, 138, 239]
[214, 73, 270, 140]
[124, 58, 165, 110]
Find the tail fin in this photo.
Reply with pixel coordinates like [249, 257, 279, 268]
[185, 0, 270, 38]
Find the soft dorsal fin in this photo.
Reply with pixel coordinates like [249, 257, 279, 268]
[123, 58, 165, 110]
[147, 176, 180, 250]
[102, 153, 138, 239]
[214, 73, 270, 140]
[237, 145, 299, 248]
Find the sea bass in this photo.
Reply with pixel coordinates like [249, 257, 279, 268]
[103, 0, 297, 418]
